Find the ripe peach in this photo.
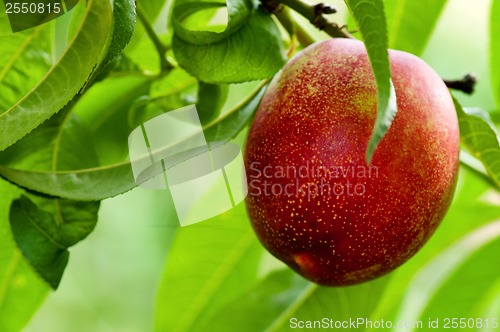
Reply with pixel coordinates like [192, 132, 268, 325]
[245, 39, 459, 286]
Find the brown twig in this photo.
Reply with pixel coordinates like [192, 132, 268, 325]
[261, 0, 353, 39]
[444, 74, 478, 95]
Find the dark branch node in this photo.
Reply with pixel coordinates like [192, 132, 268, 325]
[311, 4, 337, 30]
[261, 0, 284, 14]
[314, 3, 337, 15]
[444, 73, 477, 95]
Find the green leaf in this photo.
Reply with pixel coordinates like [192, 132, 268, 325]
[154, 203, 264, 332]
[196, 82, 229, 124]
[454, 97, 500, 187]
[0, 162, 134, 201]
[66, 0, 87, 42]
[137, 0, 169, 22]
[394, 220, 500, 325]
[203, 81, 267, 141]
[64, 0, 80, 11]
[102, 0, 137, 65]
[2, 105, 100, 289]
[0, 110, 99, 170]
[366, 167, 500, 328]
[125, 0, 171, 65]
[344, 0, 398, 163]
[5, 0, 67, 32]
[173, 9, 287, 83]
[128, 69, 198, 129]
[384, 0, 448, 55]
[9, 188, 99, 289]
[9, 192, 99, 290]
[150, 68, 197, 99]
[75, 75, 153, 165]
[0, 0, 112, 152]
[491, 0, 500, 107]
[0, 14, 53, 112]
[267, 277, 390, 331]
[204, 269, 309, 332]
[0, 180, 48, 332]
[172, 0, 252, 44]
[9, 196, 69, 290]
[0, 83, 267, 200]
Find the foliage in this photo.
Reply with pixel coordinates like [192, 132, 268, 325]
[0, 0, 499, 330]
[344, 0, 397, 162]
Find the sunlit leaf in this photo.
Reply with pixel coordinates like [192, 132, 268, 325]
[0, 13, 53, 111]
[204, 81, 267, 141]
[268, 277, 390, 331]
[173, 9, 286, 83]
[204, 269, 309, 332]
[395, 221, 500, 327]
[154, 204, 264, 332]
[344, 0, 398, 162]
[75, 75, 153, 165]
[367, 167, 500, 329]
[491, 0, 500, 107]
[0, 0, 112, 151]
[172, 0, 252, 44]
[128, 69, 198, 130]
[138, 0, 169, 23]
[0, 180, 48, 332]
[384, 0, 448, 55]
[102, 0, 136, 65]
[454, 96, 500, 187]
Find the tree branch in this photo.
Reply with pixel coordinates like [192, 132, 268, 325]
[265, 0, 478, 96]
[261, 0, 353, 39]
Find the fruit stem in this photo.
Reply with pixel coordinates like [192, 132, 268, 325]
[261, 0, 353, 39]
[444, 74, 478, 95]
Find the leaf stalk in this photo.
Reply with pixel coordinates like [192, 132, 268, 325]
[137, 7, 174, 72]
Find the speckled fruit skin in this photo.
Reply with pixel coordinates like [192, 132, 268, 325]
[244, 39, 460, 286]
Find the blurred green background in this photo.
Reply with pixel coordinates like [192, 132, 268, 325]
[24, 190, 177, 331]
